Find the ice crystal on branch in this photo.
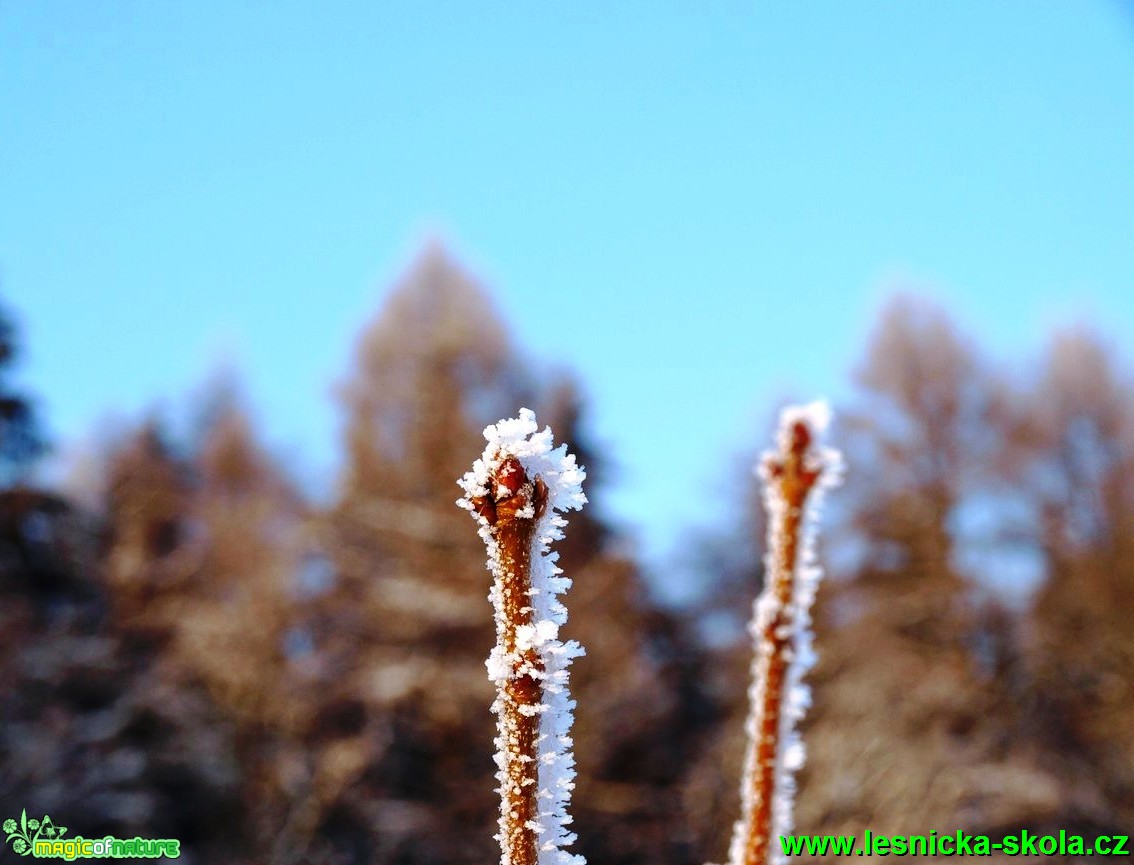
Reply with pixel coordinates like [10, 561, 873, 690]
[457, 408, 587, 865]
[728, 401, 842, 865]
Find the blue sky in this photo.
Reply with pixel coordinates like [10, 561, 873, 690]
[3, 1, 1133, 583]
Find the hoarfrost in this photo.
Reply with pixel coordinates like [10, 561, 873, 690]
[457, 408, 587, 865]
[728, 400, 842, 865]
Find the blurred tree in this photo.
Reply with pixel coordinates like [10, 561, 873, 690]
[0, 341, 248, 865]
[98, 398, 330, 863]
[0, 298, 46, 482]
[182, 393, 337, 864]
[339, 240, 532, 508]
[103, 420, 196, 637]
[180, 394, 305, 726]
[1003, 328, 1134, 833]
[842, 294, 1001, 592]
[306, 243, 708, 865]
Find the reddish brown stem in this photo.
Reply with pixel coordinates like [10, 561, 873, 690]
[475, 457, 548, 865]
[735, 421, 822, 865]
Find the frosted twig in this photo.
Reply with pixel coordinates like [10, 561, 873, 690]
[458, 409, 587, 865]
[728, 402, 842, 865]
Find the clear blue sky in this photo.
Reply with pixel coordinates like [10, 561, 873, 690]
[3, 1, 1133, 583]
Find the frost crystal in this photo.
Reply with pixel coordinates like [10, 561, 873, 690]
[458, 408, 587, 865]
[728, 400, 842, 865]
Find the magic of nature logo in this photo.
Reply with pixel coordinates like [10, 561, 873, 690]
[3, 810, 180, 860]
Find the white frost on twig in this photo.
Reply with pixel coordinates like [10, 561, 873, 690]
[457, 408, 587, 865]
[728, 400, 842, 865]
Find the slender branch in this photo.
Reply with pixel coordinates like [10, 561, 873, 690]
[729, 404, 840, 865]
[458, 409, 587, 865]
[479, 456, 547, 865]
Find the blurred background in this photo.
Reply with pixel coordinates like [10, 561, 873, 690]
[2, 2, 1132, 863]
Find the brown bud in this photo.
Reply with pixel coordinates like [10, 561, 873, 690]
[789, 420, 812, 455]
[495, 456, 527, 498]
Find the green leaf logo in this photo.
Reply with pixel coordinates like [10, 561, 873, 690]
[3, 809, 53, 856]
